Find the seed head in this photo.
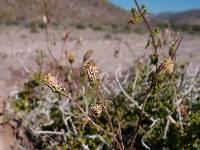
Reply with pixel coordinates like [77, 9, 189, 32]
[82, 60, 101, 88]
[161, 57, 174, 74]
[68, 51, 76, 64]
[41, 73, 68, 96]
[152, 57, 174, 86]
[91, 103, 103, 117]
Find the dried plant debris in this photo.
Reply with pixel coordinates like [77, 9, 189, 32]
[82, 60, 101, 88]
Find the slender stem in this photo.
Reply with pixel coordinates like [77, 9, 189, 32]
[113, 101, 125, 150]
[34, 130, 63, 135]
[70, 63, 74, 79]
[76, 69, 81, 98]
[63, 93, 114, 138]
[171, 36, 183, 60]
[131, 87, 153, 147]
[104, 105, 124, 150]
[43, 0, 61, 67]
[97, 86, 123, 150]
[141, 87, 153, 112]
[134, 0, 152, 33]
[134, 0, 158, 59]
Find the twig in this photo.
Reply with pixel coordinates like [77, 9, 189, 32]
[141, 119, 159, 149]
[34, 130, 64, 135]
[134, 0, 158, 55]
[131, 86, 153, 147]
[62, 93, 114, 138]
[116, 68, 140, 108]
[163, 119, 170, 139]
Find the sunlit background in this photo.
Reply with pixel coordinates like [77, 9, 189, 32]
[110, 0, 200, 13]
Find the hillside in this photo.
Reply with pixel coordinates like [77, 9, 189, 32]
[155, 9, 200, 25]
[0, 0, 130, 26]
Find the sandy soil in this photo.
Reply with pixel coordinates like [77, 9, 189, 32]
[0, 25, 199, 97]
[0, 25, 199, 149]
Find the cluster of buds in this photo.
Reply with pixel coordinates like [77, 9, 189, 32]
[128, 5, 147, 25]
[146, 28, 163, 50]
[91, 102, 103, 117]
[68, 51, 76, 64]
[151, 57, 174, 86]
[81, 60, 101, 88]
[41, 73, 68, 96]
[150, 37, 182, 87]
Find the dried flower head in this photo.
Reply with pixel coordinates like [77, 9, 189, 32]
[83, 50, 93, 63]
[82, 60, 101, 88]
[162, 57, 174, 74]
[152, 57, 174, 86]
[91, 103, 103, 116]
[62, 32, 69, 42]
[41, 73, 68, 96]
[68, 51, 76, 64]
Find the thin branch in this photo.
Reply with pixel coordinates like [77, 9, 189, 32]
[163, 119, 170, 139]
[62, 94, 114, 137]
[34, 130, 64, 135]
[116, 68, 140, 108]
[134, 0, 158, 54]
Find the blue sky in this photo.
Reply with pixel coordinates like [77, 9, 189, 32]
[109, 0, 200, 13]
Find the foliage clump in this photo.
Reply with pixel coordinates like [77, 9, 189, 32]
[8, 0, 200, 149]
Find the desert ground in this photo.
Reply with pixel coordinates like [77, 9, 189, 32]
[0, 25, 199, 149]
[0, 26, 200, 96]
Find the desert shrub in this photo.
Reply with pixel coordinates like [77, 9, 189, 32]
[76, 24, 86, 30]
[25, 21, 46, 33]
[107, 24, 132, 34]
[92, 25, 104, 31]
[7, 0, 200, 149]
[158, 22, 200, 35]
[10, 57, 200, 149]
[133, 27, 146, 34]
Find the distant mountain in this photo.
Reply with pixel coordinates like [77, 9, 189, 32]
[155, 9, 200, 25]
[0, 0, 130, 26]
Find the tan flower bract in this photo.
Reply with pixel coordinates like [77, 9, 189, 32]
[41, 73, 68, 96]
[68, 51, 76, 64]
[152, 57, 174, 85]
[82, 60, 101, 88]
[91, 103, 103, 116]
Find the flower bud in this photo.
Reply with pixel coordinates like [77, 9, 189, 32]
[68, 51, 76, 64]
[152, 57, 174, 86]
